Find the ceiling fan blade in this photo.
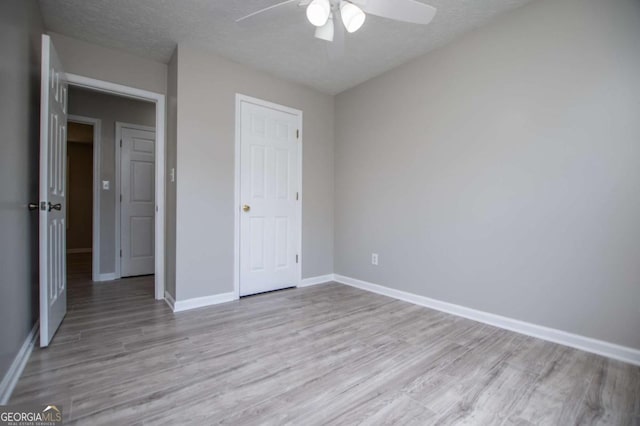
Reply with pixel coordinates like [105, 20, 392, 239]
[352, 0, 436, 25]
[236, 0, 299, 23]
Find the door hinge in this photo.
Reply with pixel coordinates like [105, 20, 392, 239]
[296, 192, 299, 201]
[296, 254, 299, 264]
[296, 129, 300, 139]
[120, 249, 122, 258]
[120, 139, 122, 147]
[120, 194, 122, 202]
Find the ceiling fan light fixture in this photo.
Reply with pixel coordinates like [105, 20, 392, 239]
[306, 0, 331, 27]
[314, 13, 334, 41]
[340, 1, 365, 33]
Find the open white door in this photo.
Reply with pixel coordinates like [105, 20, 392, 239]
[239, 99, 301, 297]
[120, 125, 156, 277]
[39, 35, 68, 347]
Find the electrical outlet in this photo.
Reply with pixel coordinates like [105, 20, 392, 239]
[371, 253, 379, 266]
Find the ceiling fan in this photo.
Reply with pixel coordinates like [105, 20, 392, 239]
[236, 0, 437, 42]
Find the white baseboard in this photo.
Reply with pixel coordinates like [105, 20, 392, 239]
[333, 274, 640, 366]
[95, 273, 117, 282]
[299, 274, 336, 287]
[67, 248, 92, 254]
[171, 292, 237, 313]
[0, 322, 39, 404]
[164, 291, 176, 311]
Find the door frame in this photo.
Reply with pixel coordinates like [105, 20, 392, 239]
[66, 115, 102, 282]
[65, 73, 166, 300]
[115, 121, 157, 280]
[233, 94, 303, 299]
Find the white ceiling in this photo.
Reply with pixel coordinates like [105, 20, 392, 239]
[39, 0, 533, 94]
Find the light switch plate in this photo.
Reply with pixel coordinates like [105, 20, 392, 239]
[102, 180, 110, 190]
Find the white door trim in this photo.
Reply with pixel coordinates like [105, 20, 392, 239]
[67, 115, 101, 282]
[115, 122, 156, 279]
[234, 94, 303, 299]
[64, 73, 166, 300]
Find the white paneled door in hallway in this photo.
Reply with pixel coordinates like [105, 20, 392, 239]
[39, 35, 68, 347]
[238, 97, 302, 297]
[120, 125, 156, 277]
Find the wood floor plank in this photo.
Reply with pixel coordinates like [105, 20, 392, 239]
[359, 393, 438, 426]
[574, 358, 640, 425]
[10, 253, 639, 425]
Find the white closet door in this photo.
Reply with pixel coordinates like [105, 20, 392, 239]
[239, 100, 301, 297]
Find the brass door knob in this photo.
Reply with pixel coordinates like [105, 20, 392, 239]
[242, 204, 251, 212]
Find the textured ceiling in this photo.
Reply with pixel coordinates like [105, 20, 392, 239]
[38, 0, 533, 94]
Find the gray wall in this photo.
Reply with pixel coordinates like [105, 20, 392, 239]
[68, 88, 155, 275]
[0, 0, 43, 385]
[175, 45, 335, 300]
[49, 32, 167, 95]
[335, 0, 640, 349]
[165, 49, 178, 299]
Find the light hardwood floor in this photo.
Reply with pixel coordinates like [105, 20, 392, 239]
[11, 254, 640, 425]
